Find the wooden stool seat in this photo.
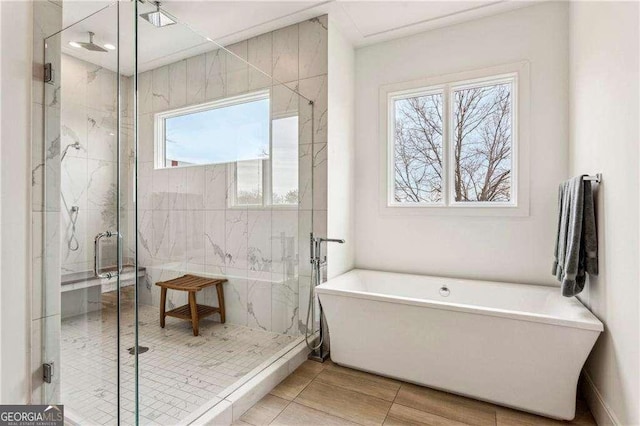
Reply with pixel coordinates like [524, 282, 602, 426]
[155, 274, 227, 336]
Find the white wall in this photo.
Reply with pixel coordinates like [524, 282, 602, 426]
[327, 17, 355, 279]
[0, 0, 33, 403]
[569, 2, 640, 424]
[354, 2, 569, 286]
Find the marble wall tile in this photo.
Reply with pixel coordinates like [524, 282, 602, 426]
[44, 106, 61, 212]
[297, 210, 312, 277]
[226, 41, 249, 96]
[86, 65, 117, 113]
[152, 209, 170, 262]
[271, 211, 299, 276]
[247, 277, 272, 331]
[60, 108, 88, 163]
[186, 210, 205, 265]
[272, 82, 300, 118]
[32, 105, 46, 212]
[248, 210, 272, 273]
[137, 209, 154, 266]
[169, 60, 187, 108]
[271, 274, 299, 335]
[312, 143, 327, 210]
[204, 164, 227, 209]
[31, 212, 44, 319]
[61, 156, 88, 212]
[137, 162, 153, 211]
[87, 108, 117, 161]
[186, 54, 206, 105]
[225, 210, 248, 270]
[32, 212, 62, 320]
[205, 49, 226, 100]
[204, 210, 226, 267]
[138, 113, 154, 163]
[248, 33, 273, 91]
[168, 210, 186, 262]
[33, 0, 62, 106]
[44, 35, 62, 109]
[185, 166, 205, 210]
[272, 24, 299, 83]
[31, 315, 61, 404]
[224, 268, 249, 326]
[139, 71, 153, 114]
[151, 167, 169, 210]
[299, 16, 328, 80]
[298, 275, 313, 334]
[152, 65, 170, 112]
[298, 75, 328, 144]
[167, 166, 186, 211]
[62, 55, 87, 108]
[87, 159, 116, 211]
[298, 144, 313, 210]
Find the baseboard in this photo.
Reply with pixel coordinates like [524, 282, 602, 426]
[580, 370, 620, 426]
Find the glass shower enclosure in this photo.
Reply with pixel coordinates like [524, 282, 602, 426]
[36, 1, 317, 424]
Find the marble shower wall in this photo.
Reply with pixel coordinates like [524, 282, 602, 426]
[135, 15, 328, 336]
[59, 53, 124, 275]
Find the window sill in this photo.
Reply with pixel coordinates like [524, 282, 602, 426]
[380, 203, 529, 217]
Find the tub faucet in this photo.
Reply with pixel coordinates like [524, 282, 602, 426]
[307, 233, 345, 362]
[310, 235, 345, 267]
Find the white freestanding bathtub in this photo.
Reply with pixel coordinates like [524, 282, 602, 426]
[316, 269, 603, 420]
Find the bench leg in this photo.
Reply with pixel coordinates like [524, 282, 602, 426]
[189, 291, 199, 336]
[216, 283, 226, 323]
[160, 287, 167, 328]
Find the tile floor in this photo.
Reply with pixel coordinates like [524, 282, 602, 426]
[61, 289, 298, 425]
[235, 359, 597, 426]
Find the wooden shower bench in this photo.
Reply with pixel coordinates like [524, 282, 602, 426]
[156, 274, 227, 336]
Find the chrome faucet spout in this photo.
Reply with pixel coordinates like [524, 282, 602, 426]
[320, 238, 345, 244]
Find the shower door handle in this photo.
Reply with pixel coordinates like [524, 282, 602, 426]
[94, 231, 122, 279]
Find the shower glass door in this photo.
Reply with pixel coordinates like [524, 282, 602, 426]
[41, 2, 137, 424]
[132, 3, 318, 424]
[39, 1, 321, 423]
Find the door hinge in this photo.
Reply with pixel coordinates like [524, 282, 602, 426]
[43, 362, 54, 384]
[44, 63, 53, 84]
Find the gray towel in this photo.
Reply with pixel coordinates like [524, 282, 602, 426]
[552, 176, 598, 297]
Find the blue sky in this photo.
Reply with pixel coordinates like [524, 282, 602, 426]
[165, 98, 270, 165]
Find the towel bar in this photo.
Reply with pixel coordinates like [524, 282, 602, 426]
[583, 173, 602, 183]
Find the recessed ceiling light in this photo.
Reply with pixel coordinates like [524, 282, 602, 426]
[69, 41, 82, 48]
[104, 43, 116, 50]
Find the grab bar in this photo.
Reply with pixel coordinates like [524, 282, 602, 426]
[94, 231, 122, 279]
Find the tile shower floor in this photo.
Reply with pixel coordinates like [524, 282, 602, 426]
[61, 297, 298, 425]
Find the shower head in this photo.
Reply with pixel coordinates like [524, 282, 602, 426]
[140, 1, 177, 27]
[70, 32, 108, 53]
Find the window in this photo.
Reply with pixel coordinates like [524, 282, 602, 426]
[230, 115, 299, 207]
[388, 73, 518, 209]
[155, 90, 300, 208]
[156, 91, 270, 168]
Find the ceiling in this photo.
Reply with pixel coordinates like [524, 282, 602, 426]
[59, 0, 536, 75]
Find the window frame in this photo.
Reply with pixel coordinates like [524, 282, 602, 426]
[154, 89, 270, 170]
[387, 85, 446, 207]
[380, 62, 530, 217]
[226, 102, 301, 210]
